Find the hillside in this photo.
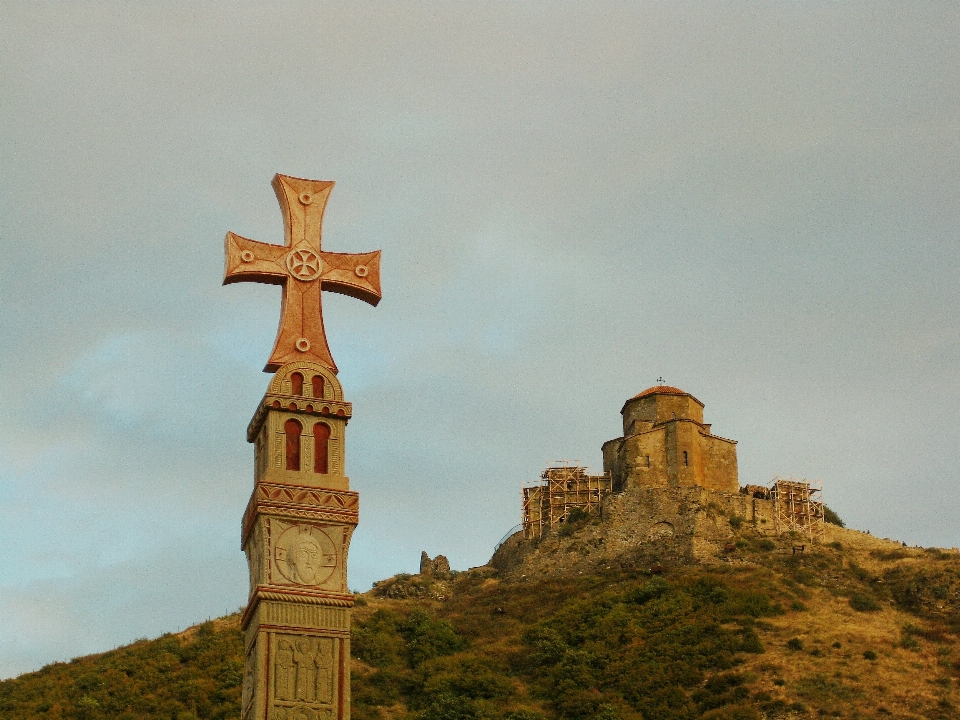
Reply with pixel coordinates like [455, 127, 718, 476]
[2, 522, 958, 720]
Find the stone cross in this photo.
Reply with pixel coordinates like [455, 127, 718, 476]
[223, 174, 382, 373]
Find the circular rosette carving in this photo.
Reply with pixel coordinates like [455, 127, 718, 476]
[274, 524, 338, 586]
[286, 247, 322, 281]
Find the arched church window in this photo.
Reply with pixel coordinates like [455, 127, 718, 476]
[290, 372, 304, 396]
[312, 375, 325, 399]
[284, 419, 302, 470]
[314, 422, 331, 474]
[683, 450, 689, 466]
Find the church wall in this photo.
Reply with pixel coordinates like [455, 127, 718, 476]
[601, 438, 620, 484]
[621, 397, 656, 435]
[621, 394, 705, 435]
[699, 434, 739, 492]
[751, 497, 776, 531]
[668, 420, 704, 487]
[655, 394, 704, 424]
[609, 390, 740, 495]
[604, 428, 669, 491]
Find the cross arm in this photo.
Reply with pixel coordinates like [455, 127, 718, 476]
[319, 250, 382, 306]
[223, 231, 289, 285]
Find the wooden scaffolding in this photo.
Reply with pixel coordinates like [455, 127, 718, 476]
[522, 463, 612, 539]
[770, 476, 825, 539]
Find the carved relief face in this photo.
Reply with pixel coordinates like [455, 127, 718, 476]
[288, 534, 324, 584]
[274, 523, 338, 586]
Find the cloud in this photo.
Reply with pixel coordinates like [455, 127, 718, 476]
[1, 1, 958, 678]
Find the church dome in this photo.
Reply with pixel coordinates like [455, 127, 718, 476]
[625, 385, 704, 409]
[630, 385, 688, 400]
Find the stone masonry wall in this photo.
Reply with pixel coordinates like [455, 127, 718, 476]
[492, 486, 776, 579]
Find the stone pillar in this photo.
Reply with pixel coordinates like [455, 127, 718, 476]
[240, 361, 358, 720]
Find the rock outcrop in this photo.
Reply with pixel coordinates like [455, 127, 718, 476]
[419, 551, 451, 579]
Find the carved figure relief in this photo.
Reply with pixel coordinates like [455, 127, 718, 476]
[270, 708, 332, 720]
[272, 635, 335, 716]
[242, 640, 257, 719]
[275, 639, 296, 699]
[274, 523, 338, 586]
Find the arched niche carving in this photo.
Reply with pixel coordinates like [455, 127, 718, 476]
[270, 361, 343, 402]
[284, 418, 303, 471]
[314, 422, 331, 474]
[290, 372, 304, 396]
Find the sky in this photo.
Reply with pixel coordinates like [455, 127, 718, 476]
[1, 1, 958, 679]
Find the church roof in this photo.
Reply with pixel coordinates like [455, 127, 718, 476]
[627, 385, 704, 407]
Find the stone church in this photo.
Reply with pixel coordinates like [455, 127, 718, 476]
[602, 385, 739, 493]
[500, 384, 821, 576]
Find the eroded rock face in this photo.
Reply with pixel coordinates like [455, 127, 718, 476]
[492, 485, 777, 579]
[419, 551, 452, 579]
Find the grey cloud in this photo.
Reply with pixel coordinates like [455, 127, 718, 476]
[1, 1, 958, 678]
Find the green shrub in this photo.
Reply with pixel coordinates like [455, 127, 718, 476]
[401, 610, 468, 668]
[0, 616, 245, 720]
[353, 609, 406, 668]
[849, 593, 881, 612]
[729, 516, 745, 530]
[898, 636, 921, 651]
[566, 507, 590, 525]
[823, 506, 845, 527]
[625, 577, 668, 605]
[786, 638, 804, 651]
[870, 548, 910, 561]
[518, 573, 780, 719]
[863, 650, 877, 661]
[416, 656, 514, 704]
[502, 710, 547, 720]
[417, 692, 488, 720]
[700, 705, 762, 720]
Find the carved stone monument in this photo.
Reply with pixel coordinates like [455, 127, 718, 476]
[224, 174, 381, 720]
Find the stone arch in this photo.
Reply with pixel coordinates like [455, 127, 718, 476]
[270, 361, 343, 402]
[313, 422, 331, 474]
[290, 372, 304, 396]
[284, 418, 302, 471]
[648, 521, 675, 540]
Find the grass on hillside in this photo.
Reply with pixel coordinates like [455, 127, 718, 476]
[0, 617, 243, 720]
[2, 527, 959, 720]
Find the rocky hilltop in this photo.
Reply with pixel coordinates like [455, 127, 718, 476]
[2, 516, 959, 720]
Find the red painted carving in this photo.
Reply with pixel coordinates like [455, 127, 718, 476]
[284, 419, 302, 471]
[291, 372, 304, 396]
[314, 422, 331, 474]
[223, 174, 382, 373]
